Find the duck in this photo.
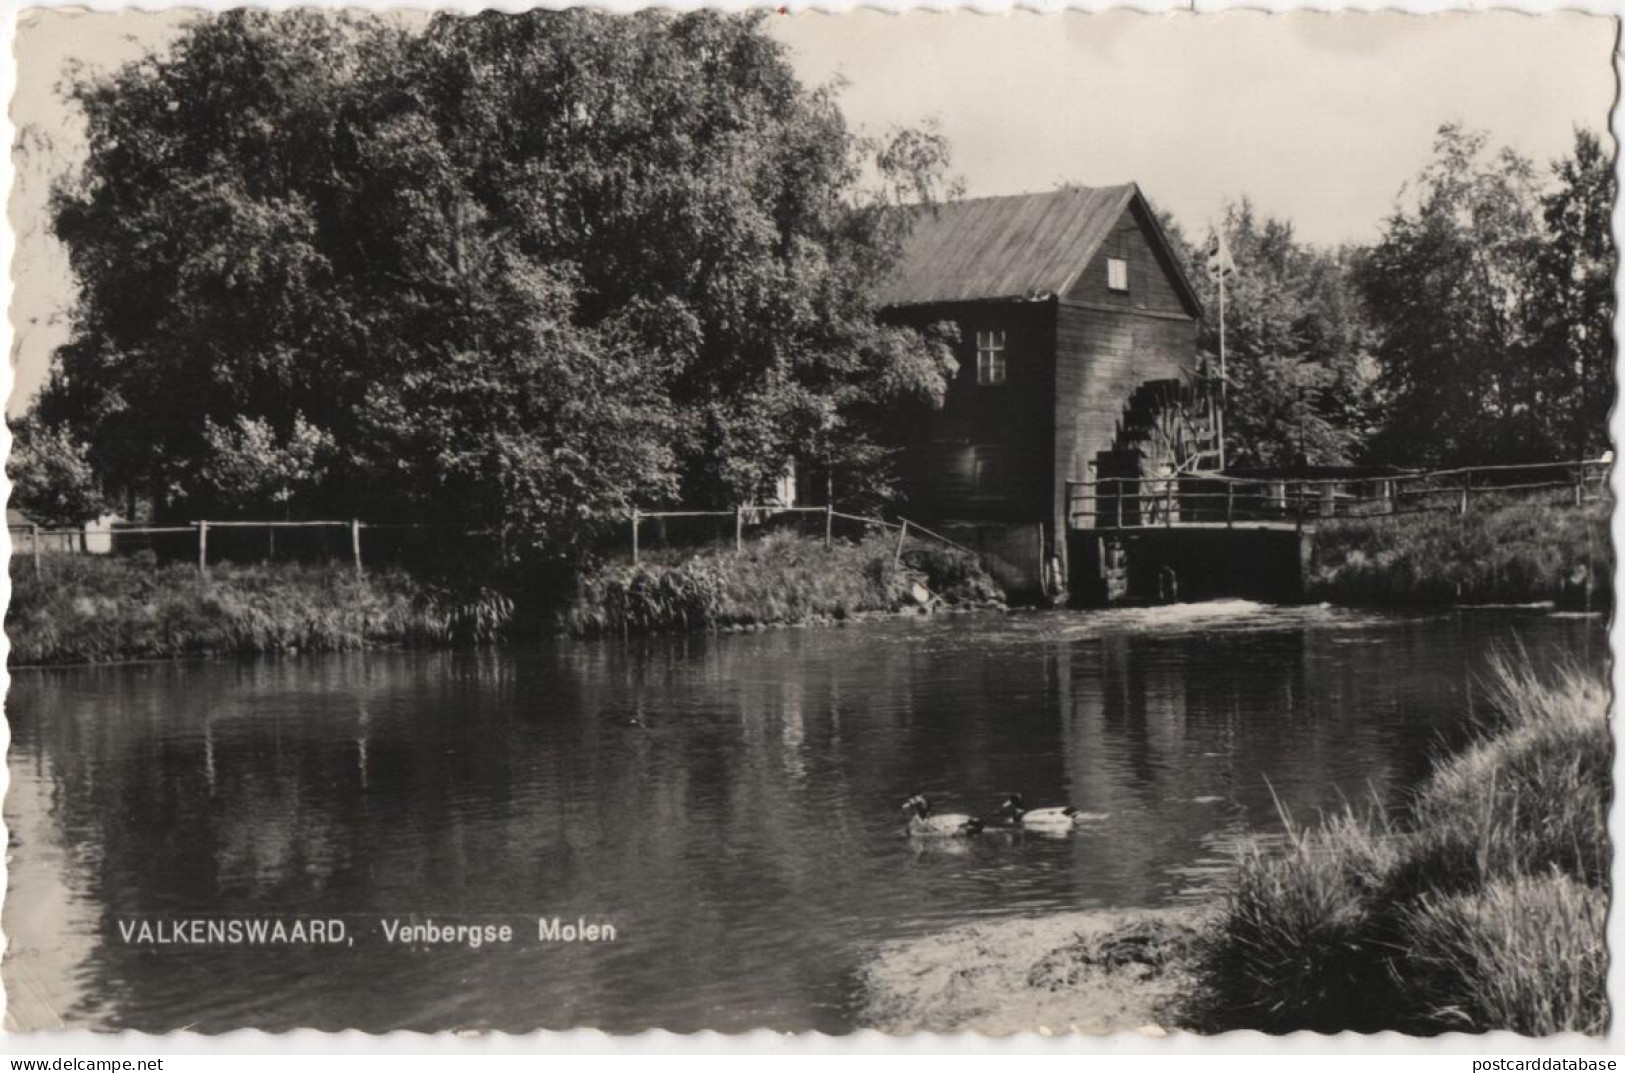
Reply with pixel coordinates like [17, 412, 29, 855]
[901, 794, 984, 838]
[997, 792, 1102, 830]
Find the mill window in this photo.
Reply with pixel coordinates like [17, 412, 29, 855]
[975, 329, 1007, 386]
[1107, 257, 1129, 292]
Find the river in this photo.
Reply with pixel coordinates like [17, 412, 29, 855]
[2, 601, 1605, 1033]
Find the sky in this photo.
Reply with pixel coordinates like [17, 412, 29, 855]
[7, 8, 1619, 414]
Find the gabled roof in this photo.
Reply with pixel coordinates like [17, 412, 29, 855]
[874, 183, 1202, 316]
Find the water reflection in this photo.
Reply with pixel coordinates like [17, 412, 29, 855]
[4, 604, 1603, 1033]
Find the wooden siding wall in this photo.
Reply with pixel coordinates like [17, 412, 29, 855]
[1065, 200, 1195, 316]
[884, 302, 1055, 522]
[1053, 202, 1200, 542]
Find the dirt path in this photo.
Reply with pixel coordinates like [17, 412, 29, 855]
[855, 908, 1207, 1036]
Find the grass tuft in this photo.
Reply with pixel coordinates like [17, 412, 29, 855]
[1191, 652, 1610, 1036]
[1403, 873, 1608, 1036]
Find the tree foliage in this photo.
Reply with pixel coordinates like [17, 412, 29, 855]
[197, 413, 333, 517]
[1183, 124, 1611, 472]
[1190, 201, 1376, 467]
[7, 417, 108, 527]
[1360, 125, 1551, 465]
[36, 10, 957, 561]
[1525, 129, 1616, 460]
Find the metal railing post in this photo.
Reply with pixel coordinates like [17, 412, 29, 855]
[1225, 483, 1234, 529]
[197, 521, 209, 577]
[893, 519, 909, 568]
[351, 519, 364, 579]
[30, 524, 40, 579]
[735, 506, 744, 553]
[631, 508, 640, 564]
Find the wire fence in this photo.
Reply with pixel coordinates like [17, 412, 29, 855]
[7, 519, 502, 579]
[9, 503, 983, 579]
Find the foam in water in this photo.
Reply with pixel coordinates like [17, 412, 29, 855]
[1050, 598, 1375, 642]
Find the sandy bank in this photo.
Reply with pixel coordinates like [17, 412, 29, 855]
[855, 907, 1207, 1035]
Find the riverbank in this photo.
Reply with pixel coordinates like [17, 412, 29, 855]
[6, 555, 512, 665]
[857, 655, 1608, 1036]
[7, 532, 1005, 664]
[1307, 495, 1610, 607]
[563, 532, 1004, 636]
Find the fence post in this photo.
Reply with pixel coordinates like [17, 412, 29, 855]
[30, 524, 40, 579]
[1164, 477, 1173, 528]
[1575, 464, 1585, 507]
[735, 506, 744, 553]
[631, 508, 640, 564]
[824, 502, 833, 549]
[1225, 483, 1234, 529]
[351, 520, 363, 579]
[197, 521, 209, 577]
[893, 519, 909, 569]
[1459, 470, 1471, 516]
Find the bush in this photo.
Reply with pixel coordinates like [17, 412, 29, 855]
[565, 532, 1004, 635]
[901, 544, 1006, 606]
[7, 554, 512, 664]
[1308, 495, 1610, 606]
[1192, 653, 1610, 1035]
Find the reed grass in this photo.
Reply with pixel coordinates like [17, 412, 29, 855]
[1191, 652, 1611, 1035]
[1307, 494, 1610, 606]
[7, 553, 513, 665]
[565, 531, 1004, 636]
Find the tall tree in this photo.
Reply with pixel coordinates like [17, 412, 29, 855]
[1359, 124, 1547, 465]
[36, 10, 957, 561]
[1524, 128, 1616, 460]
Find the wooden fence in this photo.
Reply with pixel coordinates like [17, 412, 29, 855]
[6, 519, 492, 579]
[1066, 458, 1611, 531]
[9, 506, 984, 579]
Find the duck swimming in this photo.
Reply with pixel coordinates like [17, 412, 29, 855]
[997, 793, 1097, 829]
[902, 794, 984, 838]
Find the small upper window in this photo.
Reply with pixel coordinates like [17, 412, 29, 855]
[976, 330, 1007, 386]
[1107, 257, 1129, 292]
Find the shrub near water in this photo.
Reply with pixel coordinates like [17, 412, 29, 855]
[1193, 655, 1611, 1036]
[7, 553, 512, 665]
[1308, 495, 1610, 605]
[565, 532, 1004, 635]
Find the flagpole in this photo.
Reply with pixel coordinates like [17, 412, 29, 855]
[1216, 233, 1228, 473]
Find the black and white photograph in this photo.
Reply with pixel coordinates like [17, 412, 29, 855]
[0, 5, 1616, 1046]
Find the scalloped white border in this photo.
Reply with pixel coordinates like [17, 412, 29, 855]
[0, 0, 1618, 1056]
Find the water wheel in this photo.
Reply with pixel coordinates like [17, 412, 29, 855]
[1095, 376, 1221, 525]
